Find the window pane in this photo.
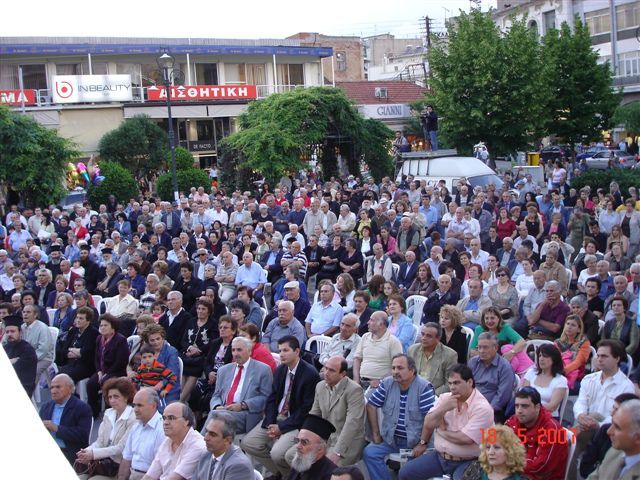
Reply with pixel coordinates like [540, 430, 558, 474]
[225, 64, 246, 84]
[196, 63, 218, 85]
[56, 64, 81, 75]
[289, 64, 304, 85]
[0, 63, 19, 89]
[21, 64, 47, 90]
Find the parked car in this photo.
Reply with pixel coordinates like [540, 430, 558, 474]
[539, 144, 575, 162]
[584, 149, 637, 170]
[60, 188, 87, 212]
[576, 145, 609, 161]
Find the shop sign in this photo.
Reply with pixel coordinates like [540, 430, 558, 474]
[147, 85, 257, 101]
[0, 89, 37, 105]
[52, 75, 133, 103]
[359, 103, 411, 119]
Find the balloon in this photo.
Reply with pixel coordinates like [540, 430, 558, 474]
[66, 162, 76, 172]
[93, 175, 105, 186]
[94, 166, 100, 177]
[76, 162, 90, 184]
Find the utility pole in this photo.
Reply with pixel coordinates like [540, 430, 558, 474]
[425, 16, 432, 50]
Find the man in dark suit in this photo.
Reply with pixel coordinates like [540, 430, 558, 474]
[304, 235, 325, 280]
[205, 336, 273, 434]
[261, 238, 285, 284]
[396, 250, 418, 292]
[161, 203, 182, 238]
[79, 244, 100, 293]
[242, 335, 320, 480]
[33, 268, 55, 307]
[39, 373, 92, 465]
[159, 291, 193, 349]
[195, 411, 255, 480]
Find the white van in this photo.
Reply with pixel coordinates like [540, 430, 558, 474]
[395, 151, 504, 193]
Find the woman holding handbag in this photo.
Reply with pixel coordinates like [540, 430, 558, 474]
[75, 377, 136, 479]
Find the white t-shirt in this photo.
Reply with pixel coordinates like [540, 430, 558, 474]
[524, 369, 568, 417]
[516, 273, 535, 298]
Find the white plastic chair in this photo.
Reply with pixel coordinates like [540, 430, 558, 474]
[77, 378, 89, 403]
[626, 354, 634, 378]
[461, 325, 475, 345]
[127, 334, 141, 351]
[412, 323, 420, 344]
[589, 346, 598, 373]
[178, 357, 184, 381]
[526, 339, 554, 364]
[564, 428, 576, 480]
[271, 352, 281, 365]
[557, 388, 570, 425]
[254, 470, 263, 480]
[46, 308, 56, 326]
[406, 295, 427, 326]
[392, 263, 400, 279]
[91, 295, 103, 307]
[598, 319, 605, 336]
[305, 335, 332, 354]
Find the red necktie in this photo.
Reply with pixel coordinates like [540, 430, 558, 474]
[225, 365, 244, 405]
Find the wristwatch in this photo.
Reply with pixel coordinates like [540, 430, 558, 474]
[419, 439, 427, 446]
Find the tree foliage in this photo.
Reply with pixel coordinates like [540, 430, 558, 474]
[221, 87, 394, 185]
[172, 146, 196, 171]
[571, 168, 640, 198]
[156, 168, 210, 201]
[613, 102, 640, 133]
[98, 115, 169, 175]
[542, 20, 621, 146]
[426, 12, 619, 156]
[87, 160, 139, 207]
[0, 105, 78, 207]
[427, 11, 548, 156]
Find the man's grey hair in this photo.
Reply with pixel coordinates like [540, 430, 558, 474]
[423, 322, 442, 338]
[279, 300, 294, 312]
[617, 399, 640, 435]
[54, 373, 75, 392]
[545, 280, 561, 292]
[232, 336, 253, 350]
[206, 410, 238, 441]
[569, 295, 587, 309]
[477, 332, 499, 347]
[371, 310, 389, 327]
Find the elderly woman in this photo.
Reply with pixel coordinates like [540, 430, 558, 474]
[316, 234, 344, 283]
[75, 378, 136, 480]
[152, 260, 173, 290]
[105, 279, 138, 320]
[339, 238, 364, 284]
[52, 292, 75, 333]
[142, 323, 181, 404]
[487, 266, 519, 319]
[57, 306, 99, 382]
[603, 296, 639, 356]
[386, 293, 415, 352]
[469, 306, 531, 375]
[46, 275, 70, 308]
[238, 323, 277, 373]
[407, 263, 437, 298]
[478, 424, 526, 480]
[179, 299, 218, 402]
[86, 315, 129, 418]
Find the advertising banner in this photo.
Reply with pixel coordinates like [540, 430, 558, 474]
[147, 85, 257, 101]
[52, 75, 133, 103]
[0, 89, 37, 105]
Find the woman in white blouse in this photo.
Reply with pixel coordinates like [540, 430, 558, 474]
[105, 279, 139, 319]
[515, 258, 535, 298]
[522, 343, 568, 418]
[75, 378, 137, 479]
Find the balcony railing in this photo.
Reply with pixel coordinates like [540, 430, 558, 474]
[23, 84, 311, 107]
[613, 74, 640, 87]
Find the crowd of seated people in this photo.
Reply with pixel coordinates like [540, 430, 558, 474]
[2, 164, 640, 480]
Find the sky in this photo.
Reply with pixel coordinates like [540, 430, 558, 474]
[4, 0, 497, 39]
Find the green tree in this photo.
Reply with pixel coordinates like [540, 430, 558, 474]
[156, 168, 210, 201]
[612, 102, 640, 133]
[541, 19, 621, 146]
[98, 115, 169, 175]
[86, 160, 139, 206]
[427, 11, 548, 156]
[221, 87, 394, 185]
[172, 146, 196, 171]
[0, 105, 78, 207]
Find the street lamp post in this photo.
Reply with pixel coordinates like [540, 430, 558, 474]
[157, 52, 179, 202]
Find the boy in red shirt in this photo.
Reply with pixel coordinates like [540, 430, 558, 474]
[133, 345, 177, 398]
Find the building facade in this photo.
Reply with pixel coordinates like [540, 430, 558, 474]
[493, 0, 640, 102]
[362, 34, 427, 84]
[0, 37, 333, 165]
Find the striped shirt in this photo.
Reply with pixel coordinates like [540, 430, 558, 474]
[369, 378, 435, 439]
[134, 359, 177, 393]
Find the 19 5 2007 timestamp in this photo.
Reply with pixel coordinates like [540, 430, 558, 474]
[480, 427, 577, 446]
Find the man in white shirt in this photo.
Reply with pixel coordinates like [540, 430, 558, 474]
[210, 200, 229, 227]
[119, 388, 165, 480]
[21, 304, 54, 385]
[143, 402, 207, 480]
[365, 243, 394, 282]
[469, 238, 489, 270]
[570, 339, 635, 478]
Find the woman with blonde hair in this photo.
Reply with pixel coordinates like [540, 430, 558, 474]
[438, 304, 467, 364]
[554, 314, 591, 390]
[479, 424, 526, 479]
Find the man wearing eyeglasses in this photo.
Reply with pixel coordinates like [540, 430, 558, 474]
[143, 401, 206, 480]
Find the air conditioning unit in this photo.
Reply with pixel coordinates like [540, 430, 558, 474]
[374, 87, 388, 98]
